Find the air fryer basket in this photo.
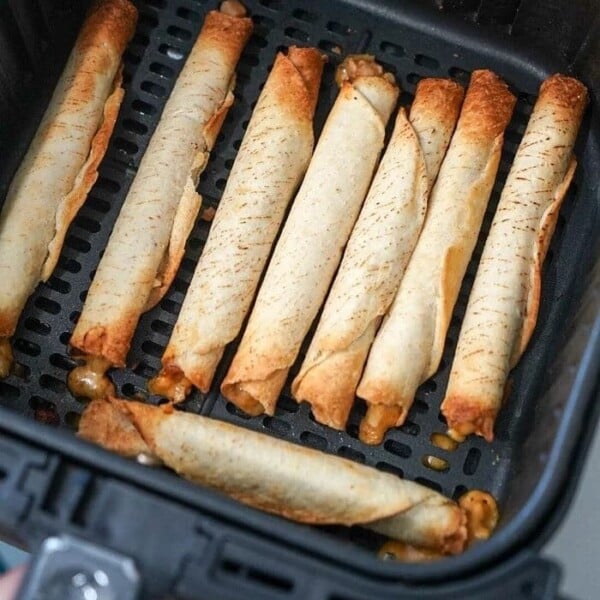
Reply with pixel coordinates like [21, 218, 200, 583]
[0, 0, 599, 598]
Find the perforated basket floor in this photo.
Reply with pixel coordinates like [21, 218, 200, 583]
[0, 0, 596, 553]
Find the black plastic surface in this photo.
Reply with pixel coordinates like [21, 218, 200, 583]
[0, 0, 599, 598]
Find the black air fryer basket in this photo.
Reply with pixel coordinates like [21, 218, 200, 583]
[0, 0, 599, 598]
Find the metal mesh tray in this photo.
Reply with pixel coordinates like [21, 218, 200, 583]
[0, 0, 599, 596]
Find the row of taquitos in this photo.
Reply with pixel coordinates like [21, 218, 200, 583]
[52, 0, 588, 445]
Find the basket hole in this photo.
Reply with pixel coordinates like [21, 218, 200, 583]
[59, 332, 71, 345]
[74, 215, 101, 233]
[412, 399, 429, 414]
[225, 401, 251, 420]
[380, 41, 405, 57]
[121, 383, 148, 401]
[30, 396, 59, 425]
[318, 40, 343, 55]
[124, 50, 141, 66]
[79, 290, 88, 303]
[149, 62, 175, 79]
[176, 7, 201, 22]
[39, 374, 66, 395]
[150, 319, 172, 337]
[0, 382, 20, 400]
[114, 137, 139, 155]
[299, 431, 327, 450]
[463, 447, 481, 475]
[420, 379, 437, 394]
[132, 32, 150, 48]
[248, 33, 268, 49]
[160, 298, 181, 315]
[57, 256, 81, 275]
[65, 235, 91, 253]
[215, 178, 227, 191]
[132, 99, 157, 116]
[448, 66, 471, 85]
[141, 340, 164, 358]
[141, 80, 166, 97]
[293, 8, 318, 22]
[123, 118, 148, 135]
[49, 353, 77, 372]
[453, 484, 469, 501]
[69, 311, 80, 324]
[46, 277, 70, 295]
[24, 317, 51, 336]
[414, 54, 440, 70]
[139, 12, 158, 29]
[262, 416, 291, 435]
[259, 0, 282, 9]
[399, 420, 420, 436]
[34, 297, 61, 315]
[284, 27, 310, 42]
[415, 477, 442, 492]
[376, 462, 403, 478]
[167, 25, 192, 41]
[337, 446, 365, 463]
[240, 54, 259, 68]
[254, 14, 275, 29]
[65, 411, 81, 430]
[406, 72, 421, 85]
[172, 277, 190, 294]
[14, 338, 41, 357]
[276, 395, 299, 414]
[158, 43, 185, 60]
[383, 439, 412, 458]
[326, 20, 351, 36]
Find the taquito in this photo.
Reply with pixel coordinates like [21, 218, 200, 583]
[357, 70, 516, 445]
[292, 79, 464, 429]
[149, 47, 325, 401]
[221, 56, 399, 416]
[68, 2, 252, 399]
[442, 74, 588, 442]
[0, 0, 137, 377]
[80, 398, 467, 554]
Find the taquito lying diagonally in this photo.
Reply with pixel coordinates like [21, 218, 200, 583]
[149, 47, 325, 401]
[79, 398, 467, 555]
[221, 56, 399, 416]
[0, 0, 137, 378]
[68, 2, 252, 399]
[292, 79, 464, 430]
[442, 75, 588, 442]
[357, 70, 516, 445]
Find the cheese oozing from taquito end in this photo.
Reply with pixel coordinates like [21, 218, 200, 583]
[441, 74, 588, 441]
[221, 55, 399, 416]
[357, 70, 516, 445]
[68, 4, 253, 400]
[458, 490, 499, 543]
[79, 398, 467, 554]
[149, 46, 325, 401]
[0, 0, 137, 376]
[292, 78, 464, 430]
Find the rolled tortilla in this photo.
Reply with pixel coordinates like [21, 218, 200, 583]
[221, 56, 399, 416]
[149, 47, 325, 401]
[441, 75, 588, 442]
[68, 3, 253, 399]
[357, 70, 516, 445]
[0, 0, 137, 376]
[79, 398, 467, 554]
[292, 79, 464, 430]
